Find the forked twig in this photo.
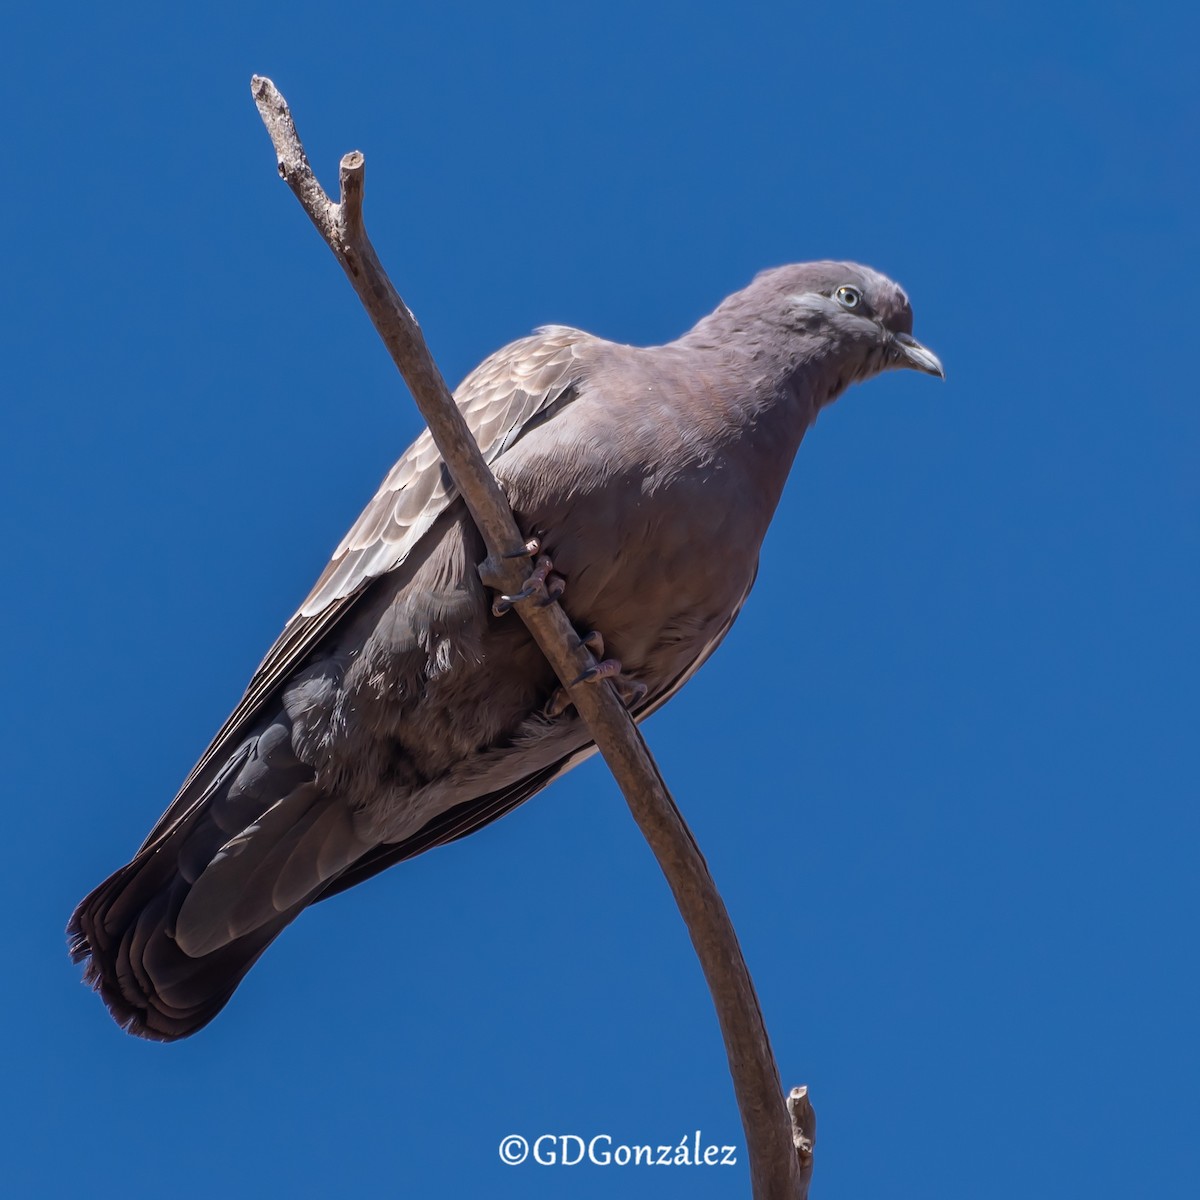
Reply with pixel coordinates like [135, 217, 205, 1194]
[251, 75, 812, 1199]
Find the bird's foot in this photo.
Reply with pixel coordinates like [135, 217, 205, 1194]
[491, 552, 567, 616]
[543, 631, 648, 717]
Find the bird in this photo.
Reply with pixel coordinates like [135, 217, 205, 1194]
[69, 260, 943, 1040]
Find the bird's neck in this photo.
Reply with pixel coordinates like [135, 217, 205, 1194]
[673, 316, 850, 419]
[673, 318, 849, 427]
[654, 327, 847, 517]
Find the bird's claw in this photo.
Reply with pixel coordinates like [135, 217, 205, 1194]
[492, 555, 566, 616]
[537, 574, 566, 606]
[503, 537, 542, 559]
[576, 629, 605, 657]
[542, 645, 646, 718]
[572, 658, 623, 686]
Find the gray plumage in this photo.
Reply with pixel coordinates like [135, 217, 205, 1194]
[69, 261, 942, 1040]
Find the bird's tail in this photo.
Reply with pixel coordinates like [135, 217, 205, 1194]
[67, 840, 291, 1041]
[68, 718, 371, 1041]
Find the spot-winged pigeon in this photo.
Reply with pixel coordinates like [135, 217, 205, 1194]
[69, 261, 943, 1040]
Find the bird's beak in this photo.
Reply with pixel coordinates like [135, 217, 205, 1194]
[890, 331, 945, 379]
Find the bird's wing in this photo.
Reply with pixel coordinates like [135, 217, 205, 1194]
[316, 567, 758, 899]
[142, 326, 592, 851]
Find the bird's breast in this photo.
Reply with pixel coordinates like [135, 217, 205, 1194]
[498, 404, 769, 694]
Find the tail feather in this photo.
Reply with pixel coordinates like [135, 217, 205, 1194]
[68, 715, 368, 1041]
[176, 781, 369, 957]
[69, 821, 295, 1041]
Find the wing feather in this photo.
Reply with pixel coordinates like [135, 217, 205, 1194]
[315, 568, 757, 897]
[141, 326, 592, 851]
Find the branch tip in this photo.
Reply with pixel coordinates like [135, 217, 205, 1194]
[788, 1085, 816, 1164]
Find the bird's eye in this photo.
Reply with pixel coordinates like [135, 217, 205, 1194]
[835, 285, 862, 309]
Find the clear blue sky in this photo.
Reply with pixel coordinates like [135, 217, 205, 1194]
[3, 3, 1196, 1196]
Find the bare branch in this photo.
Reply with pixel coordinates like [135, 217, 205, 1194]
[337, 151, 365, 243]
[250, 75, 811, 1199]
[789, 1086, 817, 1196]
[251, 76, 338, 242]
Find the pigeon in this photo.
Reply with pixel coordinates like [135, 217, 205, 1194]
[69, 261, 943, 1040]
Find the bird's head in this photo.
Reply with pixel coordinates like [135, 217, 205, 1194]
[737, 261, 944, 399]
